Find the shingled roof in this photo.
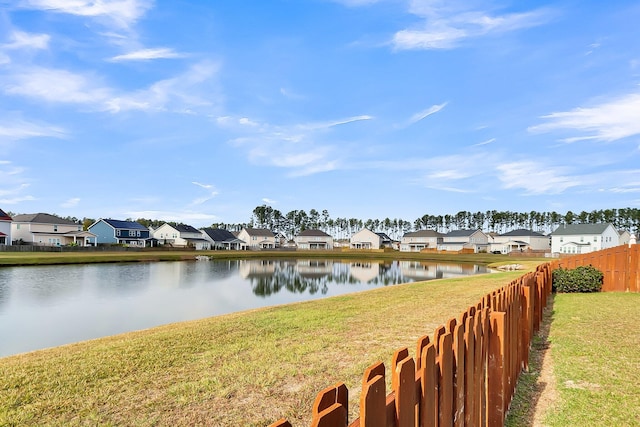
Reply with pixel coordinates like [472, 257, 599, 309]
[551, 223, 614, 235]
[0, 209, 12, 221]
[12, 213, 78, 225]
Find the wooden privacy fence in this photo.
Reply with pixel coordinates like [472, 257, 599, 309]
[550, 244, 640, 292]
[271, 262, 554, 427]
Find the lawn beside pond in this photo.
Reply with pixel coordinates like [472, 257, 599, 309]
[0, 269, 526, 426]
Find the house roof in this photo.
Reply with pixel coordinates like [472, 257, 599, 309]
[101, 218, 148, 230]
[298, 229, 331, 237]
[0, 209, 12, 221]
[500, 229, 545, 237]
[551, 223, 614, 236]
[403, 230, 443, 238]
[242, 227, 274, 237]
[445, 229, 480, 237]
[375, 232, 393, 241]
[174, 224, 201, 234]
[12, 213, 78, 225]
[202, 228, 238, 242]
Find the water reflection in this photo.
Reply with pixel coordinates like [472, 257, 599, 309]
[0, 258, 486, 357]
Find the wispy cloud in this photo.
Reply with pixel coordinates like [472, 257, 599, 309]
[3, 30, 50, 50]
[19, 0, 154, 29]
[528, 92, 640, 142]
[3, 61, 220, 114]
[472, 138, 496, 147]
[0, 119, 66, 140]
[0, 163, 34, 204]
[496, 161, 580, 195]
[405, 102, 447, 126]
[191, 181, 219, 205]
[262, 198, 277, 204]
[109, 47, 187, 62]
[61, 197, 80, 208]
[392, 3, 552, 50]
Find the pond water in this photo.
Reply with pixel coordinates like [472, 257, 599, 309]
[0, 258, 487, 357]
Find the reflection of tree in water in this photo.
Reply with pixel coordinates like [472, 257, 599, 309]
[248, 259, 422, 297]
[250, 262, 331, 297]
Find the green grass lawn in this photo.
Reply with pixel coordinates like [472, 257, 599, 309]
[0, 269, 526, 426]
[543, 292, 640, 426]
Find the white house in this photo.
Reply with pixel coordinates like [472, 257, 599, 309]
[400, 230, 443, 252]
[12, 213, 96, 246]
[152, 223, 210, 250]
[350, 228, 382, 249]
[489, 229, 550, 254]
[295, 229, 334, 250]
[550, 223, 620, 255]
[438, 229, 489, 253]
[0, 209, 12, 245]
[238, 227, 276, 249]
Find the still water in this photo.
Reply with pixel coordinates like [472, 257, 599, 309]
[0, 258, 487, 357]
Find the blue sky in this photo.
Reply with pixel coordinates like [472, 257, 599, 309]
[1, 0, 639, 227]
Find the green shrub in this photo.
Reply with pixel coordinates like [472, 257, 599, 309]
[552, 265, 604, 293]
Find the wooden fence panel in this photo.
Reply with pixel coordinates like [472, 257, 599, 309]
[419, 343, 438, 427]
[438, 332, 454, 427]
[631, 245, 640, 293]
[488, 312, 506, 427]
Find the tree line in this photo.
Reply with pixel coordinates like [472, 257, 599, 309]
[209, 206, 640, 240]
[7, 207, 640, 240]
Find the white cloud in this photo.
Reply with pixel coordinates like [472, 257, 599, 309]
[192, 181, 213, 189]
[496, 161, 580, 195]
[472, 138, 495, 147]
[3, 30, 50, 50]
[19, 0, 153, 28]
[4, 67, 112, 104]
[109, 47, 186, 61]
[528, 92, 640, 142]
[392, 4, 551, 50]
[262, 198, 277, 204]
[0, 119, 66, 140]
[3, 61, 220, 114]
[61, 198, 80, 208]
[406, 102, 447, 125]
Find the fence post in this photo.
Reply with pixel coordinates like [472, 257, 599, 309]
[438, 332, 454, 427]
[311, 382, 348, 426]
[392, 349, 416, 427]
[360, 362, 386, 427]
[464, 314, 475, 427]
[452, 322, 465, 427]
[420, 342, 438, 427]
[488, 311, 506, 427]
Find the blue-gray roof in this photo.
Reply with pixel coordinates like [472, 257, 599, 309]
[446, 229, 479, 237]
[202, 228, 238, 242]
[174, 224, 201, 233]
[102, 219, 148, 230]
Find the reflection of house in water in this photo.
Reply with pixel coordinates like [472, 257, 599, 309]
[399, 261, 442, 281]
[439, 263, 486, 278]
[399, 261, 486, 281]
[238, 259, 277, 279]
[349, 261, 380, 283]
[296, 259, 333, 279]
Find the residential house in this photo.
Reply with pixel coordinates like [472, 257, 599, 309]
[400, 230, 443, 252]
[618, 229, 632, 246]
[489, 229, 550, 254]
[350, 228, 394, 250]
[0, 209, 12, 245]
[152, 223, 210, 250]
[201, 228, 247, 250]
[11, 213, 96, 246]
[295, 229, 334, 250]
[550, 223, 620, 255]
[237, 227, 276, 249]
[438, 229, 489, 253]
[88, 218, 150, 247]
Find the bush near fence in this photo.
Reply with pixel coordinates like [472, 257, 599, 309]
[272, 244, 638, 427]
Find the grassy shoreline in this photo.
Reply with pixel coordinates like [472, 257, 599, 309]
[0, 248, 538, 266]
[0, 256, 533, 426]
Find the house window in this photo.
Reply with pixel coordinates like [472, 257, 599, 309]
[594, 236, 597, 242]
[560, 237, 563, 242]
[116, 230, 121, 236]
[54, 225, 58, 232]
[580, 236, 584, 242]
